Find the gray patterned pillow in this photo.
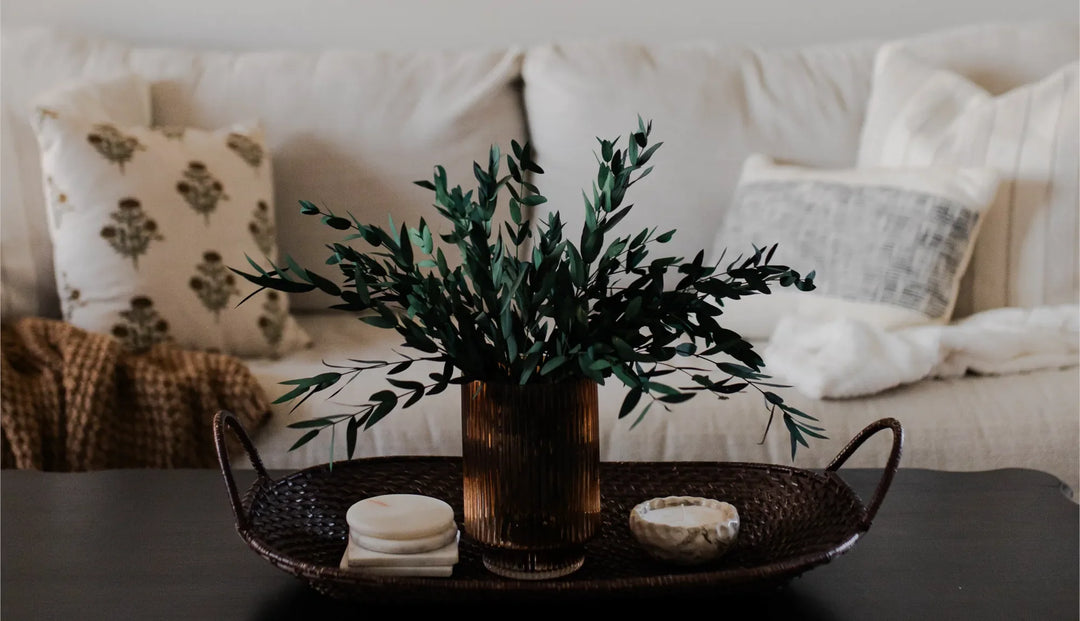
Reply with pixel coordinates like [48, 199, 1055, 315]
[32, 77, 310, 358]
[710, 155, 1000, 339]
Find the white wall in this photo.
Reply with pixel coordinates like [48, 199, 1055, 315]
[3, 0, 1077, 52]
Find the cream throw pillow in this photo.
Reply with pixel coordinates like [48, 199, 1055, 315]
[32, 77, 310, 358]
[711, 155, 1000, 339]
[858, 46, 1079, 315]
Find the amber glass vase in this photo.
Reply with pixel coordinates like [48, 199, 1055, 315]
[461, 378, 601, 580]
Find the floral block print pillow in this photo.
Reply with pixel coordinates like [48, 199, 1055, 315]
[32, 78, 310, 358]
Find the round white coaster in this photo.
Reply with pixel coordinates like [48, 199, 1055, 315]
[353, 524, 459, 554]
[346, 494, 455, 540]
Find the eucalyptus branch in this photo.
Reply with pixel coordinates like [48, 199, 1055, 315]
[231, 116, 823, 460]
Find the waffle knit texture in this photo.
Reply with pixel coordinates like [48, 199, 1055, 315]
[1, 316, 270, 470]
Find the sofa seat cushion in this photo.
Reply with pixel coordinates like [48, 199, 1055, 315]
[246, 312, 1079, 495]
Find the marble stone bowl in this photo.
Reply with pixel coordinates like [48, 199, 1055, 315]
[629, 496, 740, 565]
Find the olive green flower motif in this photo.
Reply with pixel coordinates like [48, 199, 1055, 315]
[100, 198, 163, 269]
[59, 272, 87, 322]
[111, 296, 170, 352]
[258, 291, 285, 351]
[155, 125, 186, 140]
[226, 132, 263, 170]
[190, 251, 240, 320]
[87, 123, 144, 172]
[248, 200, 276, 256]
[46, 176, 74, 228]
[176, 161, 229, 225]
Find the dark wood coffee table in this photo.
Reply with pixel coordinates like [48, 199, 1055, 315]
[2, 466, 1076, 619]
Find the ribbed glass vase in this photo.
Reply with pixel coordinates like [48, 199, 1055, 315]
[461, 378, 601, 580]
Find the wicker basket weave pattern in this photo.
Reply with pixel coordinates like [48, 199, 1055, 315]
[214, 413, 903, 602]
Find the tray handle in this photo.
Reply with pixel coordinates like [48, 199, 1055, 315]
[825, 417, 904, 530]
[213, 410, 272, 533]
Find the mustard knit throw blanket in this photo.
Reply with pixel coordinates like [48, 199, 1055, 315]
[1, 317, 270, 470]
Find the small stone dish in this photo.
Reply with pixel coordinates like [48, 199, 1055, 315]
[629, 496, 740, 565]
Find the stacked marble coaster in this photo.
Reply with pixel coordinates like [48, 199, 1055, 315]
[338, 493, 459, 577]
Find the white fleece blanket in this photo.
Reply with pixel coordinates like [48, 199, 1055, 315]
[762, 305, 1079, 399]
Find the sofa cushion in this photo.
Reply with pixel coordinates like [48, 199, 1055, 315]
[31, 75, 311, 357]
[521, 22, 1078, 307]
[858, 48, 1079, 315]
[1, 27, 527, 318]
[711, 154, 1000, 338]
[521, 37, 879, 267]
[1, 51, 154, 322]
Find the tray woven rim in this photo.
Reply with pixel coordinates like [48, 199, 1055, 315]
[214, 414, 904, 601]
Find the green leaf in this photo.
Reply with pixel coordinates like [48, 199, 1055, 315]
[718, 362, 765, 379]
[305, 269, 340, 296]
[612, 337, 636, 361]
[540, 355, 567, 376]
[299, 200, 321, 215]
[780, 403, 820, 422]
[403, 385, 426, 408]
[361, 315, 397, 329]
[346, 417, 360, 459]
[784, 414, 809, 460]
[659, 392, 694, 404]
[229, 268, 317, 294]
[636, 142, 663, 166]
[600, 139, 614, 161]
[387, 378, 424, 392]
[365, 391, 399, 428]
[286, 418, 334, 429]
[322, 216, 352, 230]
[388, 360, 413, 375]
[279, 372, 341, 387]
[675, 342, 696, 356]
[288, 429, 320, 451]
[509, 199, 522, 225]
[628, 402, 653, 430]
[618, 388, 642, 419]
[506, 155, 523, 183]
[272, 384, 310, 405]
[398, 223, 413, 267]
[646, 381, 679, 397]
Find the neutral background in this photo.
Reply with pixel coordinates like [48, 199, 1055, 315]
[3, 0, 1078, 51]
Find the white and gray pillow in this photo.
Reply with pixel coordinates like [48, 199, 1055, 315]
[710, 154, 1000, 339]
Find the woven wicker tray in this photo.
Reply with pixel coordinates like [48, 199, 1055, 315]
[214, 413, 903, 602]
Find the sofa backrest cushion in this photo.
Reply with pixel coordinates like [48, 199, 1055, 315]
[521, 37, 879, 268]
[1, 27, 527, 317]
[521, 22, 1078, 312]
[858, 26, 1079, 316]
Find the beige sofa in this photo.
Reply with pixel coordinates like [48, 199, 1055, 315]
[2, 21, 1077, 493]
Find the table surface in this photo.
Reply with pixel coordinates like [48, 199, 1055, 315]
[2, 466, 1077, 620]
